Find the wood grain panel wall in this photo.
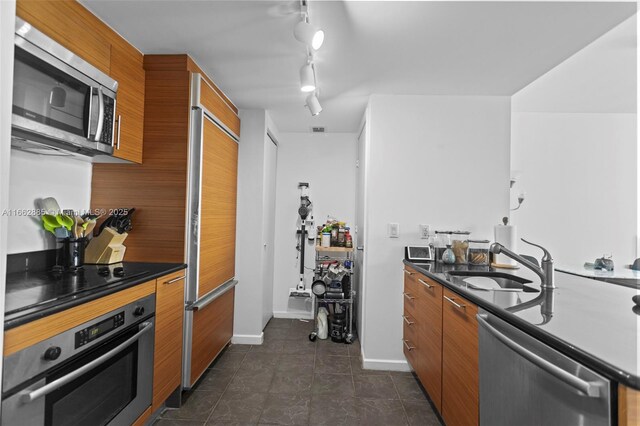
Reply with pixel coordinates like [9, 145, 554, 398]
[4, 281, 155, 356]
[91, 68, 191, 262]
[199, 78, 240, 136]
[619, 385, 640, 426]
[197, 118, 238, 298]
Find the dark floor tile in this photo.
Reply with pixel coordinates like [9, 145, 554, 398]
[276, 354, 314, 372]
[311, 373, 354, 396]
[227, 368, 274, 393]
[264, 327, 291, 341]
[308, 394, 358, 425]
[194, 368, 236, 394]
[266, 318, 293, 329]
[290, 319, 313, 330]
[281, 339, 316, 355]
[269, 370, 313, 394]
[210, 351, 247, 371]
[316, 341, 350, 357]
[314, 355, 351, 375]
[353, 375, 399, 399]
[286, 326, 313, 341]
[401, 400, 441, 426]
[389, 370, 415, 378]
[356, 398, 408, 426]
[348, 340, 361, 357]
[392, 375, 427, 401]
[154, 419, 205, 426]
[259, 393, 311, 425]
[349, 357, 389, 376]
[207, 391, 268, 424]
[240, 352, 280, 372]
[162, 390, 221, 421]
[250, 339, 285, 354]
[226, 344, 252, 353]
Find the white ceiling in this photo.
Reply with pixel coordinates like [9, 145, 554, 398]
[81, 1, 636, 133]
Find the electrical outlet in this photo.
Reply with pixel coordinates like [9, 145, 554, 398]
[389, 223, 400, 238]
[419, 224, 430, 239]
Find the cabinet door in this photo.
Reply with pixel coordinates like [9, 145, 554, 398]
[415, 274, 443, 412]
[153, 271, 185, 412]
[442, 288, 479, 426]
[198, 117, 238, 298]
[190, 287, 234, 384]
[402, 310, 420, 373]
[110, 40, 145, 163]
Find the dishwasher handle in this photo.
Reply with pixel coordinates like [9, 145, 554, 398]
[477, 314, 601, 397]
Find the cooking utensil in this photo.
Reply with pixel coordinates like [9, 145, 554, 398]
[84, 220, 97, 238]
[54, 227, 70, 239]
[55, 214, 74, 231]
[40, 197, 61, 215]
[114, 208, 135, 234]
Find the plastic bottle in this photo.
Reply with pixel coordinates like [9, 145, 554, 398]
[317, 307, 329, 339]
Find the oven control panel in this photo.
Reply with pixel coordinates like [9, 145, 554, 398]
[75, 311, 125, 348]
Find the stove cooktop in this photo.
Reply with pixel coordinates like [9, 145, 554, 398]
[5, 264, 149, 317]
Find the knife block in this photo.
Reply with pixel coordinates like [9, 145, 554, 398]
[85, 228, 128, 264]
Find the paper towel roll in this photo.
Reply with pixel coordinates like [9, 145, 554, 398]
[494, 224, 518, 267]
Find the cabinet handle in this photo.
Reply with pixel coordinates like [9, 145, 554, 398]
[164, 275, 186, 285]
[444, 295, 465, 309]
[417, 278, 433, 289]
[402, 315, 414, 325]
[402, 339, 415, 351]
[116, 115, 122, 150]
[403, 292, 415, 301]
[403, 269, 414, 276]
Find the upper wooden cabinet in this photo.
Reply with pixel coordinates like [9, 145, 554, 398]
[16, 0, 145, 163]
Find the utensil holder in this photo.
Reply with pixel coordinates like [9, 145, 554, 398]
[58, 238, 88, 268]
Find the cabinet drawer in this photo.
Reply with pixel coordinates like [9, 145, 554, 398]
[403, 270, 420, 315]
[402, 329, 419, 371]
[415, 274, 442, 323]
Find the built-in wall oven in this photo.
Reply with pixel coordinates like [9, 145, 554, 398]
[2, 294, 155, 426]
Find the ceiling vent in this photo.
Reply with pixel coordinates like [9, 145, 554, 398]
[311, 126, 325, 133]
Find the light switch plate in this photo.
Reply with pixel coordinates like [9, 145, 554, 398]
[389, 223, 399, 238]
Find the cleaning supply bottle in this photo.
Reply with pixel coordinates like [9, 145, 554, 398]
[317, 307, 329, 339]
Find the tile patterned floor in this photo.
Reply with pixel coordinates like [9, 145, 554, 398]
[155, 318, 442, 426]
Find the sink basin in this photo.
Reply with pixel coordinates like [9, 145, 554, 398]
[446, 271, 539, 293]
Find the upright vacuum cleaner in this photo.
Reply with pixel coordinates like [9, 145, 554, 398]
[289, 182, 314, 299]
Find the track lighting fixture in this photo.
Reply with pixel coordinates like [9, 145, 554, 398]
[294, 19, 324, 50]
[300, 62, 316, 93]
[305, 93, 322, 116]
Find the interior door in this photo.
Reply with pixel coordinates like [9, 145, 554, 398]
[261, 134, 278, 327]
[197, 115, 238, 299]
[355, 124, 366, 337]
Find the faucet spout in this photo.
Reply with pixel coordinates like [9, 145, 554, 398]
[490, 239, 555, 289]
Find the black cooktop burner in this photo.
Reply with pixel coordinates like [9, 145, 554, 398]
[4, 264, 149, 317]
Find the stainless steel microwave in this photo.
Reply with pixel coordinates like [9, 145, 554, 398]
[11, 18, 118, 159]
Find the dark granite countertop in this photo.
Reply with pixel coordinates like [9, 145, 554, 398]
[4, 262, 187, 329]
[403, 260, 640, 390]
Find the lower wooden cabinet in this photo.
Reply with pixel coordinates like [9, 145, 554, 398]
[152, 271, 186, 412]
[402, 266, 478, 426]
[442, 288, 479, 426]
[619, 385, 640, 426]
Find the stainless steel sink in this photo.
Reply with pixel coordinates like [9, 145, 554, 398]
[446, 271, 539, 293]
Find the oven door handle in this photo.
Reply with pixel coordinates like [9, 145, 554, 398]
[19, 321, 153, 404]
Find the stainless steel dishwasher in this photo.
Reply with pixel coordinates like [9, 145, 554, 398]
[477, 309, 612, 426]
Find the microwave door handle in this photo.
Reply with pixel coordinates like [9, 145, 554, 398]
[477, 314, 601, 397]
[94, 87, 105, 142]
[19, 321, 153, 404]
[85, 87, 94, 139]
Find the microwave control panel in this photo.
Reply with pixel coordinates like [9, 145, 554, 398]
[75, 311, 125, 348]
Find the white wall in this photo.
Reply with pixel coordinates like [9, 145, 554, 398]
[233, 109, 280, 344]
[272, 132, 357, 319]
[7, 150, 92, 254]
[362, 95, 511, 369]
[511, 15, 637, 267]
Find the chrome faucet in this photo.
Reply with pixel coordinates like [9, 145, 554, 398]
[490, 238, 555, 289]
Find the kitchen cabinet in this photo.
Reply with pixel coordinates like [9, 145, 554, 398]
[16, 0, 145, 163]
[152, 271, 186, 412]
[442, 288, 479, 426]
[619, 385, 640, 426]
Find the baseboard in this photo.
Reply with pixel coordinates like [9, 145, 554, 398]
[273, 310, 314, 320]
[232, 333, 264, 345]
[362, 357, 412, 372]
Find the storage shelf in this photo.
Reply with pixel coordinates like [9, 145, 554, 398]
[315, 246, 354, 253]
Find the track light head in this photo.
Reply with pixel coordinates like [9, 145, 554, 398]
[294, 20, 324, 50]
[305, 93, 322, 116]
[299, 63, 316, 92]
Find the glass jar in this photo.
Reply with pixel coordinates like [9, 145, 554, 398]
[451, 231, 471, 264]
[434, 231, 451, 263]
[468, 239, 491, 265]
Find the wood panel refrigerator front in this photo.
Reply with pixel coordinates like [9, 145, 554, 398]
[91, 55, 239, 402]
